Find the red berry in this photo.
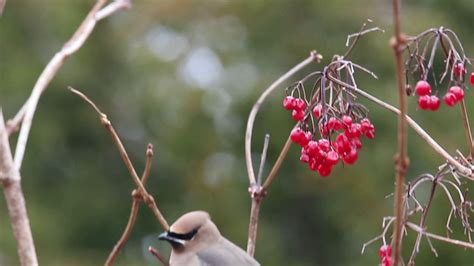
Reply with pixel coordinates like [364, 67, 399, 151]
[382, 256, 393, 266]
[448, 86, 464, 101]
[417, 95, 431, 110]
[290, 127, 304, 144]
[360, 118, 372, 131]
[300, 150, 310, 163]
[351, 137, 362, 150]
[317, 164, 332, 177]
[453, 63, 466, 77]
[429, 95, 440, 111]
[319, 122, 329, 137]
[360, 118, 375, 138]
[335, 133, 351, 154]
[364, 130, 375, 139]
[312, 104, 323, 118]
[342, 115, 353, 127]
[305, 141, 319, 157]
[326, 150, 339, 166]
[444, 92, 457, 107]
[379, 245, 392, 258]
[342, 149, 358, 164]
[345, 123, 362, 138]
[294, 98, 307, 110]
[470, 73, 474, 86]
[292, 109, 305, 121]
[318, 139, 331, 152]
[283, 96, 296, 110]
[309, 158, 319, 171]
[415, 80, 432, 96]
[301, 131, 312, 146]
[328, 117, 343, 131]
[315, 149, 328, 163]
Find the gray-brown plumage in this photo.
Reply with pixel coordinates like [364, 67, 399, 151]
[158, 211, 260, 266]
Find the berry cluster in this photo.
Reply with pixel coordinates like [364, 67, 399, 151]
[288, 103, 375, 177]
[415, 80, 467, 110]
[415, 81, 440, 111]
[379, 245, 392, 266]
[283, 96, 307, 121]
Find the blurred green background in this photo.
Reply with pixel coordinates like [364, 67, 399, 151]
[1, 0, 473, 265]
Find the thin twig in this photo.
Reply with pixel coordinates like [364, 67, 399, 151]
[0, 111, 38, 266]
[262, 136, 292, 190]
[407, 172, 440, 265]
[13, 0, 130, 170]
[256, 134, 270, 186]
[6, 101, 28, 136]
[105, 144, 154, 266]
[69, 87, 169, 230]
[105, 200, 140, 266]
[148, 246, 170, 266]
[406, 222, 474, 250]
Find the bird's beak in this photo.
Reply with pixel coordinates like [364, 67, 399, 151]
[158, 231, 186, 247]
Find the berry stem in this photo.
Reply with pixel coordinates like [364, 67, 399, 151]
[327, 76, 474, 180]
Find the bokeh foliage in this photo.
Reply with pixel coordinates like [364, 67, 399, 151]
[0, 0, 473, 265]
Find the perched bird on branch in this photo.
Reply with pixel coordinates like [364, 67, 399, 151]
[158, 211, 260, 266]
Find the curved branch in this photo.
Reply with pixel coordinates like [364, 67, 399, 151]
[245, 51, 321, 185]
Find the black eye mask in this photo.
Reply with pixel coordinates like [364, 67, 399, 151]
[167, 228, 198, 240]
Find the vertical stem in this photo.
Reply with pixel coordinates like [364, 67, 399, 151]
[392, 0, 409, 265]
[3, 181, 38, 266]
[246, 196, 262, 257]
[459, 100, 474, 158]
[0, 112, 38, 266]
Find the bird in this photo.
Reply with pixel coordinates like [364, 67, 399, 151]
[158, 210, 260, 266]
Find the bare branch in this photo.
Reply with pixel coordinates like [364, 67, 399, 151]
[148, 246, 169, 266]
[0, 111, 38, 265]
[105, 200, 140, 266]
[13, 0, 130, 170]
[69, 87, 169, 231]
[105, 144, 154, 265]
[406, 222, 474, 250]
[0, 0, 5, 16]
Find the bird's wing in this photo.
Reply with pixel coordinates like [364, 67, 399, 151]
[196, 237, 260, 266]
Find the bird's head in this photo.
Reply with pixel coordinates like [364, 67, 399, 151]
[158, 211, 220, 253]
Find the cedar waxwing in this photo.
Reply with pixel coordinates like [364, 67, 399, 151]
[158, 211, 260, 266]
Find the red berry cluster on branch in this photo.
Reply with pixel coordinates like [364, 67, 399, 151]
[281, 51, 380, 178]
[379, 245, 393, 266]
[404, 28, 472, 111]
[286, 95, 375, 177]
[283, 96, 307, 121]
